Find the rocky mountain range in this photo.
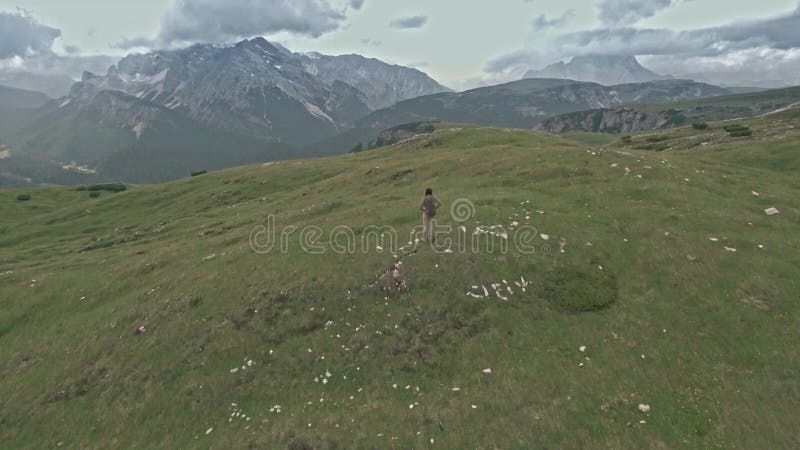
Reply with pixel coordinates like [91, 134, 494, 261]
[524, 55, 668, 86]
[65, 38, 449, 146]
[0, 38, 449, 185]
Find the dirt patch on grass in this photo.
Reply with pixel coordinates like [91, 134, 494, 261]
[736, 277, 781, 311]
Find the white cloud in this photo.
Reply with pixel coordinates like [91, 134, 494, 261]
[120, 0, 356, 49]
[389, 15, 428, 29]
[485, 3, 800, 87]
[0, 11, 116, 96]
[0, 10, 61, 59]
[532, 10, 576, 30]
[596, 0, 673, 26]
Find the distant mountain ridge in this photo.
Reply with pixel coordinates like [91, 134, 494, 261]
[309, 78, 732, 153]
[524, 55, 669, 86]
[0, 85, 51, 135]
[536, 85, 800, 134]
[0, 85, 50, 110]
[0, 73, 74, 99]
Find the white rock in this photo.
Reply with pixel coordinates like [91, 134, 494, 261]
[638, 404, 651, 413]
[205, 428, 214, 435]
[579, 346, 587, 353]
[765, 207, 780, 216]
[482, 368, 492, 374]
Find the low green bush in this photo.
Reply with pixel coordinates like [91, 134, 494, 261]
[89, 191, 101, 198]
[87, 184, 127, 192]
[692, 122, 709, 130]
[191, 170, 207, 177]
[724, 124, 749, 133]
[540, 265, 618, 313]
[16, 194, 31, 201]
[729, 130, 753, 137]
[647, 135, 670, 143]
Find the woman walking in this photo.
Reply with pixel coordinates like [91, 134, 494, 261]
[419, 187, 441, 242]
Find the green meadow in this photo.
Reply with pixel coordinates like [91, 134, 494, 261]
[1, 113, 799, 448]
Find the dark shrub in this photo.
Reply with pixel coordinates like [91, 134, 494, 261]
[724, 124, 749, 133]
[191, 170, 207, 177]
[729, 130, 753, 137]
[647, 135, 670, 143]
[89, 192, 101, 198]
[76, 186, 87, 191]
[540, 265, 618, 313]
[87, 184, 127, 192]
[16, 194, 31, 201]
[692, 122, 709, 130]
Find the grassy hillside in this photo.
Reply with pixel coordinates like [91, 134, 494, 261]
[1, 114, 799, 448]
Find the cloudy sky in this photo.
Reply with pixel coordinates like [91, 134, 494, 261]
[1, 0, 799, 94]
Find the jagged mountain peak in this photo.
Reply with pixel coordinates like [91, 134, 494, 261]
[524, 55, 669, 86]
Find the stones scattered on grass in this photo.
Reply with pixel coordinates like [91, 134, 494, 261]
[467, 276, 528, 300]
[229, 404, 251, 422]
[638, 404, 651, 414]
[764, 207, 780, 216]
[230, 358, 255, 373]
